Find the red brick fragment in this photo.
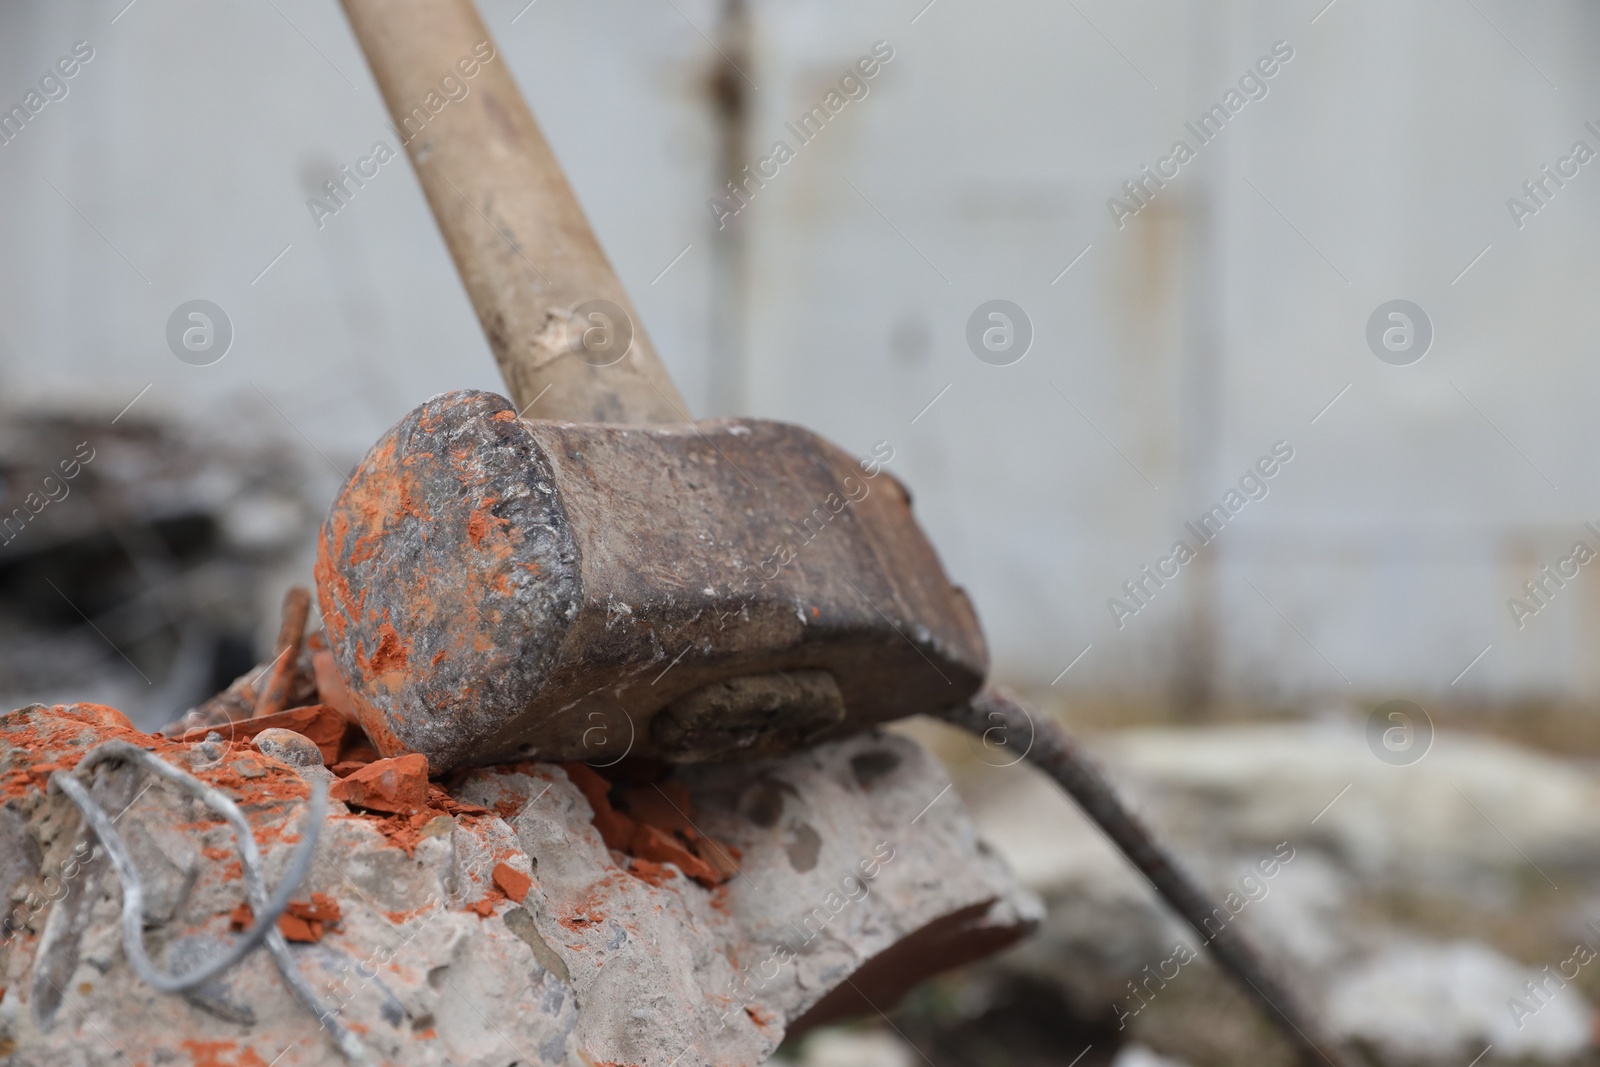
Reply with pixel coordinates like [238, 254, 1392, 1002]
[560, 762, 611, 812]
[616, 781, 696, 836]
[55, 703, 134, 731]
[689, 836, 742, 882]
[181, 1039, 256, 1067]
[311, 649, 359, 722]
[632, 824, 718, 887]
[492, 862, 532, 902]
[182, 704, 347, 764]
[277, 913, 320, 943]
[290, 892, 342, 924]
[230, 893, 342, 943]
[563, 764, 611, 806]
[329, 753, 429, 814]
[561, 762, 637, 850]
[429, 784, 489, 816]
[593, 808, 636, 852]
[629, 858, 676, 887]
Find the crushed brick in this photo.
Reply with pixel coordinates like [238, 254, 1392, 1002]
[492, 862, 532, 902]
[329, 753, 429, 814]
[429, 784, 488, 816]
[230, 893, 343, 943]
[561, 762, 637, 851]
[629, 858, 676, 887]
[615, 781, 695, 837]
[560, 762, 738, 889]
[180, 1039, 269, 1067]
[632, 824, 718, 887]
[689, 836, 742, 882]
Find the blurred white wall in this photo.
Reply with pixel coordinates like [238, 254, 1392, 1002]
[2, 0, 1598, 710]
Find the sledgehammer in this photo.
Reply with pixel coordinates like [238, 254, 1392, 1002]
[330, 1, 1357, 1063]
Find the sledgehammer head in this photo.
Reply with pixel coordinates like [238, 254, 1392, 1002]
[316, 390, 987, 771]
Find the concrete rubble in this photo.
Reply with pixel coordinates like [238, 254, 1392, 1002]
[0, 700, 1040, 1067]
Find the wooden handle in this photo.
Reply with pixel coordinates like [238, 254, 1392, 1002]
[339, 0, 689, 423]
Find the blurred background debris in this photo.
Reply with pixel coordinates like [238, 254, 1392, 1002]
[0, 402, 330, 730]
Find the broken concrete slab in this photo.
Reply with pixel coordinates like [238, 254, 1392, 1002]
[0, 703, 1037, 1067]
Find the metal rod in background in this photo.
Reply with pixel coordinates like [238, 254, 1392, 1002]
[936, 687, 1361, 1067]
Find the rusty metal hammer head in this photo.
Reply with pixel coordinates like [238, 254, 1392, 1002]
[316, 390, 987, 771]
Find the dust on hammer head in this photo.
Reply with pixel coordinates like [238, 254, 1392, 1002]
[316, 390, 987, 771]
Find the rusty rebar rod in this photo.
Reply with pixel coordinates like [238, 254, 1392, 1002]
[255, 585, 311, 717]
[937, 687, 1360, 1067]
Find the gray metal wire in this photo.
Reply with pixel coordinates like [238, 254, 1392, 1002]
[50, 740, 372, 1067]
